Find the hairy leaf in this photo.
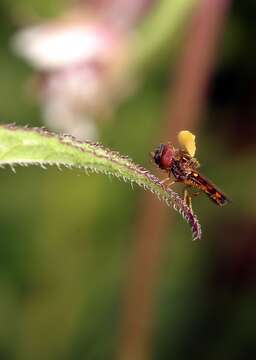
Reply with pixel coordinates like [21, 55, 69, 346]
[0, 125, 201, 240]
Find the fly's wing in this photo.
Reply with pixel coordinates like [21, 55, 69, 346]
[187, 171, 230, 206]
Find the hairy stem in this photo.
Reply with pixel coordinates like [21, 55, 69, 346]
[0, 124, 201, 240]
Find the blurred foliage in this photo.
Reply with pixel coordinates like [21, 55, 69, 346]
[0, 0, 255, 360]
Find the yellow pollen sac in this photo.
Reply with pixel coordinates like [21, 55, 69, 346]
[178, 130, 196, 157]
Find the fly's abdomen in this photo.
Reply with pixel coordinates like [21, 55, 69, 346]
[187, 172, 230, 206]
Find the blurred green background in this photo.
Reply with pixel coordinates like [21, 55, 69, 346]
[0, 0, 255, 359]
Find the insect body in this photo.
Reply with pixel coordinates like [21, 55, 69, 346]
[152, 132, 230, 206]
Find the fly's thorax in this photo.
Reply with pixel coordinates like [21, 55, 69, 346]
[171, 159, 190, 181]
[170, 149, 194, 179]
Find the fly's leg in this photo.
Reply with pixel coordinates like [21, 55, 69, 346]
[160, 177, 175, 189]
[190, 191, 201, 197]
[183, 189, 193, 210]
[166, 181, 175, 189]
[160, 177, 170, 185]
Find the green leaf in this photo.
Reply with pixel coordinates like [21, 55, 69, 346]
[0, 124, 201, 240]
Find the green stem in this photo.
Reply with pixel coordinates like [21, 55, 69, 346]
[0, 124, 201, 240]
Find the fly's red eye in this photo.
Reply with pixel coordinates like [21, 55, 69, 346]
[153, 144, 173, 170]
[160, 145, 173, 169]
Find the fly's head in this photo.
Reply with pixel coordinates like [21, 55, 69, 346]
[151, 143, 173, 171]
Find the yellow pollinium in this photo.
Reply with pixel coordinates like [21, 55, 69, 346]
[178, 130, 196, 157]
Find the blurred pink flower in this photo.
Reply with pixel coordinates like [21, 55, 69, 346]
[11, 9, 134, 139]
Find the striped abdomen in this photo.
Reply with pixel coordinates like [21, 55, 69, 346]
[185, 171, 230, 206]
